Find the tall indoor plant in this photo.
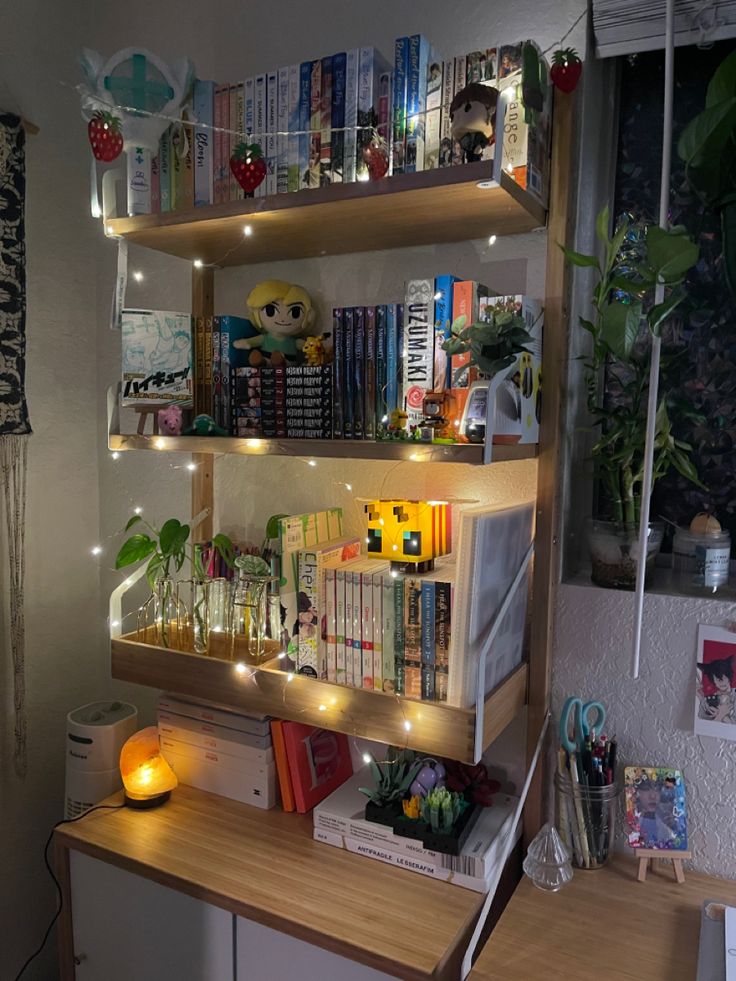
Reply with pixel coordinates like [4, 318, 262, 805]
[564, 208, 703, 588]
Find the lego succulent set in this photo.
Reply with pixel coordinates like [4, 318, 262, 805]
[359, 747, 500, 856]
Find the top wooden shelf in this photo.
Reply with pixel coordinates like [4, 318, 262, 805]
[106, 164, 547, 266]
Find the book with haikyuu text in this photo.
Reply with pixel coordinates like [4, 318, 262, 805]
[121, 309, 192, 406]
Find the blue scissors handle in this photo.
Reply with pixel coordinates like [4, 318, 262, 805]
[559, 697, 606, 755]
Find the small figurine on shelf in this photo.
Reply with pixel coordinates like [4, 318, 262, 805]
[302, 334, 328, 365]
[364, 499, 451, 573]
[157, 404, 184, 436]
[185, 413, 229, 437]
[234, 280, 316, 366]
[419, 391, 457, 443]
[449, 82, 499, 164]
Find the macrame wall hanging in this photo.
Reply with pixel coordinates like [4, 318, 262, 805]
[0, 111, 31, 777]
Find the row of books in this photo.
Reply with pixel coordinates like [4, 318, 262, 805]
[141, 37, 550, 215]
[232, 365, 332, 439]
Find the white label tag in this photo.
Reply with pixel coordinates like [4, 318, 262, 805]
[110, 238, 128, 330]
[698, 545, 730, 587]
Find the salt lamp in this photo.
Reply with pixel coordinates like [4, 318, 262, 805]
[119, 726, 177, 809]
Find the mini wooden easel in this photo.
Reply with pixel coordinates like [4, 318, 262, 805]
[135, 407, 159, 435]
[635, 848, 692, 884]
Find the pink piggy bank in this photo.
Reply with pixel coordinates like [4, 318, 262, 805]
[157, 405, 183, 435]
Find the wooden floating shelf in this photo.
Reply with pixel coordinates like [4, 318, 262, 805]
[106, 165, 546, 266]
[111, 633, 528, 762]
[108, 432, 538, 464]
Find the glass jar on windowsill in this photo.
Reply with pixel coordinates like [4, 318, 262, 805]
[586, 519, 664, 591]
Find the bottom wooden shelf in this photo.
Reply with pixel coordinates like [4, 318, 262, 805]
[111, 634, 528, 762]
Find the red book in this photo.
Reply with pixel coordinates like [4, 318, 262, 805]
[280, 723, 352, 813]
[270, 720, 295, 812]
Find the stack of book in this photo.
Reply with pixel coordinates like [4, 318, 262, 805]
[271, 721, 353, 813]
[157, 695, 277, 809]
[231, 364, 333, 439]
[313, 769, 521, 892]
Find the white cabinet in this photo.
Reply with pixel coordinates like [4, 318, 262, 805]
[69, 852, 233, 981]
[235, 917, 395, 981]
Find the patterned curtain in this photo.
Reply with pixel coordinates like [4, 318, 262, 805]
[1, 110, 31, 777]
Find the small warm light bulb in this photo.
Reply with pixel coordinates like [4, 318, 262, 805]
[155, 438, 166, 449]
[91, 201, 102, 219]
[345, 483, 352, 492]
[91, 546, 102, 556]
[111, 619, 120, 629]
[277, 651, 287, 659]
[243, 224, 253, 236]
[105, 225, 114, 236]
[433, 290, 442, 300]
[134, 506, 143, 515]
[247, 438, 261, 448]
[235, 662, 247, 676]
[357, 172, 370, 182]
[133, 270, 144, 282]
[379, 517, 385, 526]
[506, 163, 514, 175]
[308, 459, 317, 467]
[391, 569, 399, 578]
[138, 764, 153, 786]
[392, 544, 398, 552]
[111, 451, 120, 460]
[381, 415, 389, 424]
[409, 453, 419, 462]
[186, 461, 197, 471]
[365, 537, 371, 545]
[318, 704, 327, 712]
[403, 720, 412, 732]
[193, 259, 204, 268]
[488, 234, 497, 245]
[124, 578, 133, 587]
[362, 753, 371, 765]
[286, 672, 294, 683]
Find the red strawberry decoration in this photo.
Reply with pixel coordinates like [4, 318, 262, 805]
[88, 111, 124, 162]
[362, 137, 389, 180]
[550, 48, 582, 94]
[230, 142, 267, 194]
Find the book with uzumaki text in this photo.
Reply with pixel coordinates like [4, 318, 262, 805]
[121, 309, 192, 406]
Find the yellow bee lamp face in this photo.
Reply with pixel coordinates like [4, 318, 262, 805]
[120, 726, 177, 809]
[364, 500, 451, 573]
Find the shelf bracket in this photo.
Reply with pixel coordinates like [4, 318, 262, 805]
[473, 539, 535, 761]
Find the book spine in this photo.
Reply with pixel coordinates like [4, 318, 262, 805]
[343, 569, 354, 686]
[439, 59, 454, 167]
[402, 279, 435, 426]
[150, 151, 160, 213]
[434, 274, 458, 390]
[335, 569, 347, 686]
[377, 69, 392, 148]
[424, 53, 442, 170]
[332, 308, 344, 438]
[343, 307, 354, 439]
[158, 129, 171, 213]
[325, 567, 337, 683]
[319, 55, 333, 187]
[450, 282, 486, 414]
[435, 581, 451, 703]
[213, 86, 227, 204]
[331, 52, 346, 184]
[297, 550, 320, 677]
[220, 318, 233, 433]
[254, 74, 267, 197]
[309, 60, 322, 189]
[372, 573, 383, 692]
[266, 71, 278, 195]
[375, 305, 387, 429]
[344, 49, 359, 183]
[405, 35, 429, 173]
[364, 306, 376, 440]
[355, 47, 375, 181]
[500, 84, 528, 185]
[204, 316, 213, 416]
[351, 570, 363, 689]
[287, 65, 300, 192]
[227, 84, 238, 202]
[393, 577, 405, 695]
[235, 82, 245, 200]
[194, 316, 204, 415]
[298, 62, 312, 190]
[421, 581, 436, 701]
[380, 576, 396, 692]
[386, 304, 397, 414]
[212, 316, 221, 427]
[353, 306, 364, 440]
[244, 77, 255, 139]
[404, 578, 422, 699]
[278, 66, 290, 194]
[361, 571, 374, 690]
[231, 366, 262, 436]
[451, 57, 467, 166]
[193, 80, 214, 207]
[392, 37, 409, 175]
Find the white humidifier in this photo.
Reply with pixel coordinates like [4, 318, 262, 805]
[65, 701, 138, 818]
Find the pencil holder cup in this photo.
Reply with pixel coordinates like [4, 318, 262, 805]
[554, 770, 620, 870]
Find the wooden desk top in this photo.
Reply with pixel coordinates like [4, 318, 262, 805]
[471, 856, 736, 980]
[56, 785, 483, 981]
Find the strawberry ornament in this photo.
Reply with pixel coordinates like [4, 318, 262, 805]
[87, 111, 124, 162]
[550, 48, 582, 94]
[230, 142, 267, 194]
[362, 135, 389, 180]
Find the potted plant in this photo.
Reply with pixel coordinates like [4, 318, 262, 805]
[394, 786, 481, 856]
[115, 515, 234, 649]
[358, 748, 423, 827]
[564, 209, 702, 589]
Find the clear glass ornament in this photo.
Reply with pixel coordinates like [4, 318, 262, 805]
[523, 822, 574, 892]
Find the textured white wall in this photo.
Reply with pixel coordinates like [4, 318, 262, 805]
[553, 582, 736, 876]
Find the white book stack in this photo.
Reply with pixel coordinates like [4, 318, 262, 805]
[314, 769, 520, 892]
[157, 694, 277, 809]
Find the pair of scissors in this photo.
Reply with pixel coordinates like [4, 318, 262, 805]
[559, 696, 606, 755]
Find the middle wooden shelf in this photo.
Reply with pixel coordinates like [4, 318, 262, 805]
[111, 633, 528, 762]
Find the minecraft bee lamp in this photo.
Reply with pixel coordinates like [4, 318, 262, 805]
[119, 727, 177, 809]
[364, 500, 451, 573]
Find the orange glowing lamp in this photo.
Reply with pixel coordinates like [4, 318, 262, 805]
[119, 726, 177, 809]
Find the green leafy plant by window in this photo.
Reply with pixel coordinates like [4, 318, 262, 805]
[564, 207, 703, 524]
[441, 302, 535, 378]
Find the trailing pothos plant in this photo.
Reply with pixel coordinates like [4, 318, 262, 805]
[115, 515, 235, 588]
[563, 207, 704, 525]
[441, 300, 535, 378]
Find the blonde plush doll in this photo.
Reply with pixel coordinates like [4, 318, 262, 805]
[234, 280, 315, 365]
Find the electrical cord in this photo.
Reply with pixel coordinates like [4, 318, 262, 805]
[13, 803, 125, 981]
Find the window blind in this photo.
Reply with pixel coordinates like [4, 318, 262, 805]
[592, 0, 736, 56]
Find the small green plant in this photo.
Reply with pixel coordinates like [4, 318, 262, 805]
[441, 300, 534, 378]
[115, 515, 234, 588]
[419, 787, 467, 834]
[358, 748, 422, 807]
[563, 208, 703, 525]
